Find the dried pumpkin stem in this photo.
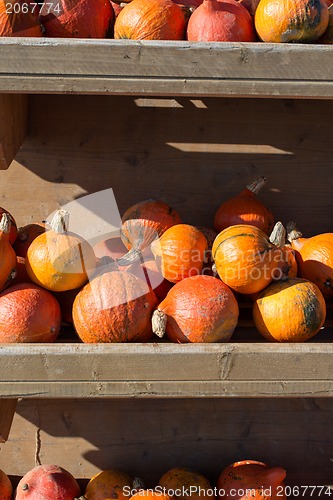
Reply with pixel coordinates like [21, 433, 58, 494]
[50, 209, 70, 234]
[152, 310, 167, 338]
[0, 213, 12, 234]
[246, 176, 266, 195]
[286, 221, 303, 242]
[269, 221, 286, 248]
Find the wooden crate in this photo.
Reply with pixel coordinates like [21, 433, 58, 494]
[0, 39, 333, 493]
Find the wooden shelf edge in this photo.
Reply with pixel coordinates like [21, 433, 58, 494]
[0, 399, 17, 442]
[0, 94, 28, 169]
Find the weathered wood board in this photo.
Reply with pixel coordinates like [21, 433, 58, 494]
[0, 94, 27, 169]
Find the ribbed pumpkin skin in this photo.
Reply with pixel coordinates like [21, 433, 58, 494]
[187, 0, 256, 42]
[0, 283, 61, 343]
[253, 278, 326, 342]
[26, 230, 96, 292]
[212, 224, 282, 294]
[255, 0, 329, 43]
[0, 469, 12, 500]
[217, 460, 286, 500]
[0, 0, 42, 36]
[151, 224, 207, 283]
[84, 470, 134, 500]
[121, 199, 182, 252]
[156, 275, 239, 342]
[39, 0, 114, 38]
[158, 468, 212, 500]
[291, 233, 333, 297]
[73, 271, 158, 343]
[114, 0, 186, 40]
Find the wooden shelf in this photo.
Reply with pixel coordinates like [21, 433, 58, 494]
[0, 38, 333, 98]
[0, 342, 333, 398]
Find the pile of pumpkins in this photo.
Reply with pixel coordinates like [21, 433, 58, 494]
[0, 175, 331, 344]
[0, 461, 287, 499]
[0, 0, 333, 44]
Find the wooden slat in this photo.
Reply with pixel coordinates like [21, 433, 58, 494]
[0, 94, 27, 169]
[1, 39, 333, 97]
[0, 399, 17, 442]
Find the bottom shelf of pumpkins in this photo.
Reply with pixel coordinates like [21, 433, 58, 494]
[0, 460, 297, 500]
[0, 182, 332, 345]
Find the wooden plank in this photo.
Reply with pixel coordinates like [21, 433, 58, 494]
[1, 398, 333, 485]
[0, 94, 27, 169]
[0, 40, 333, 97]
[0, 399, 17, 442]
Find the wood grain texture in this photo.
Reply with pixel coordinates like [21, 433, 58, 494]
[0, 94, 27, 169]
[0, 399, 17, 442]
[0, 398, 332, 487]
[0, 40, 333, 97]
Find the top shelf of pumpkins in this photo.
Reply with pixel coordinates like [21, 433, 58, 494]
[1, 0, 333, 45]
[0, 176, 331, 346]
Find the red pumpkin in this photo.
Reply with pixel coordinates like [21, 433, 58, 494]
[15, 464, 80, 500]
[187, 0, 256, 42]
[217, 460, 286, 500]
[152, 275, 239, 342]
[0, 283, 61, 343]
[0, 0, 42, 36]
[73, 270, 158, 343]
[214, 177, 274, 235]
[13, 222, 46, 257]
[0, 469, 12, 500]
[39, 0, 114, 38]
[114, 0, 187, 40]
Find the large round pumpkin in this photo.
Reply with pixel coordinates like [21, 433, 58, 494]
[152, 275, 239, 342]
[0, 0, 42, 36]
[0, 283, 62, 343]
[114, 0, 187, 40]
[254, 0, 329, 43]
[212, 224, 283, 294]
[253, 278, 326, 342]
[73, 270, 158, 343]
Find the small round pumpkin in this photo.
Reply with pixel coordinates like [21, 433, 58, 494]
[114, 0, 187, 40]
[118, 199, 182, 266]
[0, 469, 12, 500]
[254, 0, 329, 43]
[73, 270, 158, 343]
[151, 224, 207, 284]
[217, 460, 286, 500]
[158, 468, 213, 500]
[212, 224, 283, 295]
[26, 210, 96, 292]
[13, 222, 46, 257]
[84, 470, 139, 500]
[253, 278, 326, 342]
[152, 275, 239, 342]
[0, 283, 62, 343]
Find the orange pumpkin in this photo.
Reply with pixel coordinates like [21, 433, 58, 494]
[127, 258, 173, 301]
[217, 460, 286, 500]
[269, 222, 297, 279]
[0, 206, 17, 245]
[288, 223, 333, 297]
[212, 224, 283, 294]
[253, 278, 326, 342]
[286, 222, 308, 251]
[214, 177, 274, 235]
[118, 200, 182, 265]
[0, 213, 17, 292]
[158, 468, 213, 500]
[0, 0, 42, 36]
[152, 275, 239, 342]
[73, 270, 158, 343]
[13, 222, 46, 257]
[130, 491, 171, 500]
[151, 224, 207, 283]
[0, 469, 12, 500]
[0, 283, 62, 343]
[26, 209, 96, 292]
[254, 0, 329, 43]
[84, 469, 139, 500]
[114, 0, 187, 40]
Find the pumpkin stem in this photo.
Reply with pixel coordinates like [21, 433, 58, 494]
[246, 176, 266, 195]
[50, 209, 69, 234]
[116, 247, 142, 266]
[287, 221, 303, 242]
[0, 213, 12, 234]
[269, 221, 286, 248]
[152, 309, 167, 338]
[132, 477, 145, 491]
